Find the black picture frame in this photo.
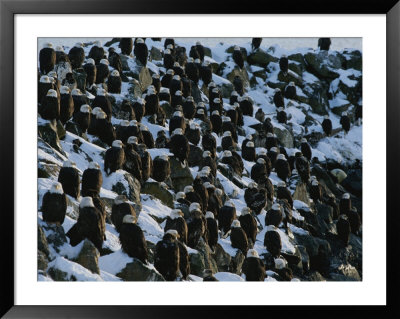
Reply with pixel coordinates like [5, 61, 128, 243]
[1, 0, 399, 317]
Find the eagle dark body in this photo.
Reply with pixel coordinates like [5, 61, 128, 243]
[284, 85, 296, 100]
[173, 65, 185, 78]
[152, 157, 170, 183]
[164, 53, 175, 70]
[145, 92, 160, 116]
[186, 62, 199, 83]
[111, 202, 136, 233]
[193, 178, 209, 211]
[161, 74, 173, 89]
[244, 187, 258, 207]
[239, 214, 257, 245]
[96, 119, 116, 146]
[221, 135, 234, 151]
[322, 118, 333, 136]
[152, 77, 161, 94]
[119, 38, 133, 55]
[242, 144, 256, 162]
[182, 100, 196, 120]
[264, 230, 282, 258]
[200, 64, 212, 86]
[187, 212, 207, 249]
[318, 38, 331, 51]
[104, 146, 125, 176]
[295, 154, 310, 182]
[137, 147, 153, 183]
[177, 240, 190, 280]
[267, 148, 279, 168]
[265, 135, 278, 150]
[169, 134, 190, 164]
[169, 78, 183, 97]
[63, 73, 77, 90]
[263, 118, 274, 135]
[239, 99, 253, 117]
[301, 142, 312, 161]
[277, 186, 293, 209]
[275, 158, 291, 182]
[273, 90, 285, 108]
[222, 122, 238, 143]
[243, 257, 266, 281]
[71, 93, 88, 115]
[337, 215, 351, 246]
[155, 131, 169, 149]
[66, 205, 105, 251]
[221, 155, 242, 177]
[277, 199, 292, 226]
[201, 156, 217, 177]
[95, 63, 109, 84]
[39, 47, 56, 74]
[141, 130, 155, 149]
[41, 192, 67, 225]
[251, 162, 267, 183]
[58, 167, 80, 199]
[88, 45, 105, 65]
[279, 56, 289, 74]
[258, 175, 274, 202]
[171, 94, 183, 109]
[248, 189, 268, 215]
[55, 50, 69, 64]
[38, 81, 54, 103]
[189, 46, 200, 60]
[231, 226, 249, 255]
[233, 76, 244, 96]
[185, 127, 200, 145]
[68, 46, 85, 69]
[132, 101, 146, 122]
[82, 168, 103, 198]
[134, 42, 148, 66]
[119, 222, 148, 264]
[83, 63, 97, 88]
[108, 74, 122, 94]
[165, 216, 188, 245]
[39, 96, 60, 121]
[73, 110, 91, 133]
[154, 234, 180, 281]
[92, 95, 112, 121]
[210, 113, 222, 135]
[123, 145, 142, 182]
[206, 217, 218, 250]
[265, 207, 283, 228]
[277, 110, 287, 124]
[309, 183, 322, 203]
[348, 210, 361, 234]
[218, 205, 237, 235]
[340, 115, 351, 133]
[207, 192, 223, 218]
[232, 49, 244, 69]
[251, 38, 262, 51]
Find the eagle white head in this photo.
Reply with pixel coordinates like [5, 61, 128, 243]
[172, 128, 183, 136]
[324, 115, 330, 119]
[40, 75, 51, 83]
[246, 141, 255, 148]
[80, 196, 95, 209]
[212, 87, 219, 93]
[50, 182, 64, 194]
[233, 102, 239, 108]
[165, 229, 179, 238]
[278, 107, 284, 112]
[93, 40, 102, 47]
[173, 111, 183, 118]
[257, 158, 266, 165]
[139, 125, 149, 132]
[267, 132, 274, 138]
[234, 45, 240, 51]
[289, 81, 295, 86]
[173, 62, 181, 68]
[248, 182, 258, 189]
[342, 193, 350, 199]
[215, 188, 223, 196]
[111, 70, 120, 77]
[231, 90, 238, 97]
[274, 258, 287, 269]
[202, 151, 211, 158]
[100, 59, 109, 66]
[167, 69, 175, 75]
[176, 192, 186, 200]
[167, 44, 174, 50]
[342, 112, 348, 116]
[213, 98, 221, 104]
[270, 147, 278, 152]
[222, 116, 231, 123]
[114, 195, 127, 205]
[301, 138, 307, 144]
[223, 131, 232, 137]
[225, 201, 235, 208]
[187, 57, 194, 63]
[48, 71, 57, 79]
[160, 87, 169, 94]
[278, 181, 286, 187]
[112, 140, 124, 148]
[247, 249, 260, 259]
[74, 42, 83, 48]
[122, 214, 135, 224]
[175, 90, 182, 97]
[272, 203, 281, 211]
[170, 209, 183, 219]
[164, 49, 171, 55]
[46, 89, 58, 98]
[96, 88, 107, 96]
[189, 202, 201, 212]
[241, 207, 251, 215]
[152, 73, 160, 79]
[60, 86, 70, 94]
[194, 58, 201, 64]
[63, 160, 76, 168]
[80, 104, 91, 113]
[173, 74, 181, 81]
[201, 166, 211, 173]
[231, 220, 241, 228]
[86, 58, 95, 65]
[184, 185, 194, 193]
[96, 111, 107, 120]
[136, 38, 144, 44]
[55, 46, 64, 52]
[205, 211, 214, 219]
[277, 154, 286, 161]
[312, 180, 319, 186]
[223, 150, 232, 158]
[44, 42, 53, 49]
[212, 110, 220, 116]
[189, 123, 198, 130]
[196, 108, 205, 115]
[259, 150, 267, 156]
[88, 161, 100, 170]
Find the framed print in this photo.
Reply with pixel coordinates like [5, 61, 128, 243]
[1, 0, 399, 317]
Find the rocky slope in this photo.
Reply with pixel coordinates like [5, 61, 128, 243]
[38, 38, 362, 282]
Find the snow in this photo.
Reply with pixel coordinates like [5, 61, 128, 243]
[214, 272, 245, 282]
[98, 250, 133, 276]
[48, 257, 103, 281]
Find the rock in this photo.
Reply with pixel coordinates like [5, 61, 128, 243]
[219, 81, 234, 99]
[305, 271, 326, 281]
[142, 181, 174, 208]
[111, 173, 142, 211]
[281, 247, 303, 275]
[342, 49, 362, 71]
[191, 82, 204, 103]
[293, 181, 310, 206]
[312, 164, 341, 197]
[195, 239, 218, 274]
[169, 157, 194, 192]
[336, 74, 362, 105]
[72, 69, 87, 92]
[304, 51, 341, 80]
[150, 46, 163, 61]
[38, 250, 48, 272]
[38, 120, 66, 156]
[247, 49, 278, 68]
[288, 62, 305, 76]
[277, 70, 303, 87]
[38, 225, 50, 257]
[65, 121, 82, 137]
[42, 223, 68, 253]
[55, 61, 72, 83]
[330, 99, 352, 115]
[230, 250, 245, 275]
[266, 80, 287, 91]
[226, 67, 250, 90]
[273, 125, 294, 148]
[297, 245, 310, 272]
[330, 264, 361, 281]
[189, 251, 205, 276]
[288, 53, 306, 66]
[188, 144, 203, 167]
[38, 162, 60, 179]
[303, 81, 330, 115]
[127, 78, 143, 99]
[226, 46, 247, 60]
[104, 38, 121, 47]
[48, 267, 70, 281]
[56, 120, 66, 140]
[315, 202, 333, 225]
[117, 258, 165, 281]
[138, 67, 152, 92]
[203, 47, 212, 58]
[252, 68, 267, 81]
[212, 243, 231, 272]
[119, 54, 130, 72]
[75, 239, 100, 274]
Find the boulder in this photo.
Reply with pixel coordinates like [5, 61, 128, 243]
[189, 251, 205, 276]
[38, 120, 66, 156]
[169, 157, 194, 192]
[195, 239, 218, 274]
[150, 46, 163, 61]
[226, 67, 250, 90]
[127, 78, 143, 99]
[138, 67, 152, 92]
[203, 47, 212, 58]
[111, 173, 142, 211]
[297, 245, 310, 272]
[38, 250, 48, 272]
[330, 99, 352, 115]
[56, 120, 66, 140]
[288, 62, 305, 76]
[315, 202, 333, 225]
[304, 51, 341, 80]
[230, 250, 245, 275]
[219, 81, 234, 99]
[277, 70, 303, 87]
[117, 259, 165, 281]
[119, 54, 131, 72]
[212, 243, 232, 272]
[304, 271, 326, 281]
[303, 81, 330, 115]
[266, 80, 287, 91]
[38, 225, 50, 257]
[330, 264, 361, 281]
[190, 82, 204, 103]
[188, 144, 203, 167]
[141, 181, 174, 208]
[247, 49, 278, 68]
[104, 38, 121, 47]
[226, 46, 248, 60]
[273, 125, 294, 148]
[293, 181, 310, 206]
[38, 162, 60, 179]
[160, 101, 173, 118]
[341, 49, 362, 71]
[48, 267, 70, 281]
[281, 246, 303, 275]
[75, 239, 100, 274]
[41, 223, 68, 253]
